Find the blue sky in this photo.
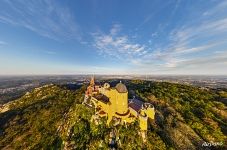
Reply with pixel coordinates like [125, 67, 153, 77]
[0, 0, 227, 75]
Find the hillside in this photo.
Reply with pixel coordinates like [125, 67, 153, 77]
[128, 80, 227, 149]
[0, 81, 226, 149]
[0, 84, 80, 149]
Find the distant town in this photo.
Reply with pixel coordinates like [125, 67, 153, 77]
[0, 75, 226, 105]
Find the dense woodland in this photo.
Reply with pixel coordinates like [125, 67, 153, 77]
[0, 80, 226, 149]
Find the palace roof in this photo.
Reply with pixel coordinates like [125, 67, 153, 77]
[115, 82, 128, 93]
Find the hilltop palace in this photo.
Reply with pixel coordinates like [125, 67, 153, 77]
[83, 77, 155, 141]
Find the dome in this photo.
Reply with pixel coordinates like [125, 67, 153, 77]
[115, 82, 128, 93]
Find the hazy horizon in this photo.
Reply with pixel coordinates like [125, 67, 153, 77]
[0, 73, 226, 77]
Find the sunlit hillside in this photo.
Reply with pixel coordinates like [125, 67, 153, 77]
[0, 81, 226, 149]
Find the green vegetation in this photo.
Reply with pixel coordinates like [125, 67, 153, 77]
[218, 90, 227, 98]
[129, 80, 227, 149]
[0, 84, 83, 149]
[0, 81, 226, 149]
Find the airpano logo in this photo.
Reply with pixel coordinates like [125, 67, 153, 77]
[202, 141, 223, 147]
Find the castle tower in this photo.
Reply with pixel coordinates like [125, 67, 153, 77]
[115, 82, 128, 114]
[90, 76, 95, 86]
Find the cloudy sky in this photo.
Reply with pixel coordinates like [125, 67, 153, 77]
[0, 0, 227, 75]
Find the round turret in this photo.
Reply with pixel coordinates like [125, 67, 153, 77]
[115, 82, 127, 93]
[114, 82, 128, 115]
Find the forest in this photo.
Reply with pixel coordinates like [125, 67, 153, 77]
[0, 80, 226, 149]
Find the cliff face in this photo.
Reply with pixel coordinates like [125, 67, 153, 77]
[0, 81, 226, 150]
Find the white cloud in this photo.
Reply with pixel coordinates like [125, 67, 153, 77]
[93, 24, 148, 62]
[0, 0, 82, 42]
[110, 24, 121, 35]
[146, 15, 227, 71]
[137, 15, 227, 74]
[203, 1, 227, 16]
[92, 12, 227, 74]
[159, 51, 227, 75]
